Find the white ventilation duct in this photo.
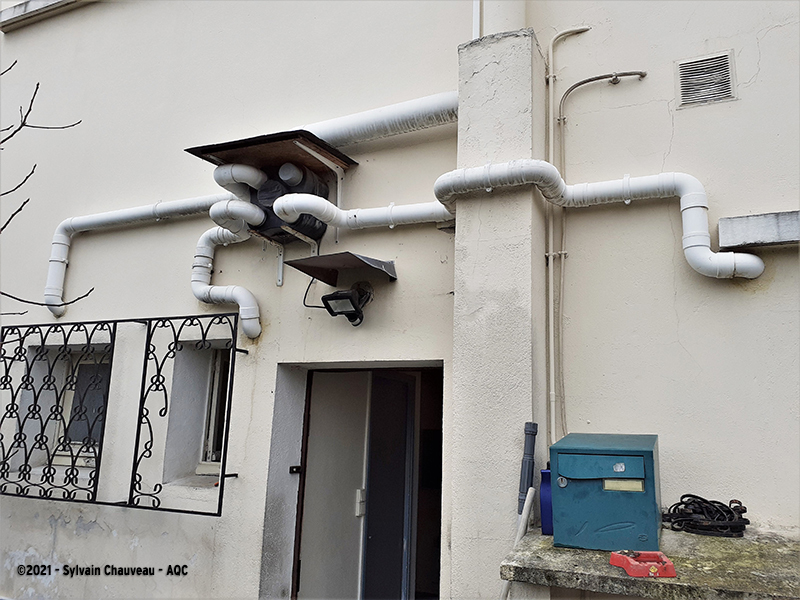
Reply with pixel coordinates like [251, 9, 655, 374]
[44, 192, 237, 317]
[191, 225, 262, 339]
[303, 91, 458, 148]
[434, 160, 765, 279]
[189, 171, 272, 339]
[213, 164, 269, 202]
[273, 193, 454, 230]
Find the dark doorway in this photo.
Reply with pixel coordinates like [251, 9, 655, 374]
[293, 368, 443, 600]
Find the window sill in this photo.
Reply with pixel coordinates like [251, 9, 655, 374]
[501, 527, 800, 599]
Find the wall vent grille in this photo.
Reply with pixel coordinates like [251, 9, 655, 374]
[676, 51, 736, 108]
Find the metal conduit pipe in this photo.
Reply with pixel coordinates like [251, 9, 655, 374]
[44, 192, 237, 317]
[191, 226, 262, 339]
[213, 164, 269, 202]
[273, 193, 454, 230]
[434, 160, 765, 279]
[303, 91, 458, 148]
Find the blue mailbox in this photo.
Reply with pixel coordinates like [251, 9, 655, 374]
[550, 433, 661, 551]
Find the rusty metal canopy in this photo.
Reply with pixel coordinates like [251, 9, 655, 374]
[185, 129, 357, 177]
[285, 252, 397, 287]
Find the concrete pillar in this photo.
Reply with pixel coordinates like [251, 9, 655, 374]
[447, 29, 548, 598]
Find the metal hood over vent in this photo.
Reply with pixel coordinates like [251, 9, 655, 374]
[285, 252, 397, 286]
[676, 50, 736, 108]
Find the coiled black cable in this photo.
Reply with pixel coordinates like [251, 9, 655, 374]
[662, 494, 750, 537]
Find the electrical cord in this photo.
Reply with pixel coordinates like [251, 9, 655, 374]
[303, 278, 325, 309]
[662, 494, 750, 537]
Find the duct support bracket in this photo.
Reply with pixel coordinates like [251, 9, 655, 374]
[280, 225, 319, 257]
[264, 238, 285, 287]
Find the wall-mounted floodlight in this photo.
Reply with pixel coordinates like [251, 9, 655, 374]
[321, 282, 373, 326]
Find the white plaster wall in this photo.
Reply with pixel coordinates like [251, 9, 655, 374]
[1, 1, 798, 599]
[0, 1, 465, 598]
[528, 0, 799, 532]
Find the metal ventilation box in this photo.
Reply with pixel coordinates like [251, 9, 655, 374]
[550, 433, 661, 551]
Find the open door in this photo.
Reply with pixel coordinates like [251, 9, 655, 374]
[293, 369, 442, 600]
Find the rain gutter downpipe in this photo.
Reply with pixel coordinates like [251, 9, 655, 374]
[434, 160, 765, 280]
[44, 192, 237, 317]
[303, 91, 458, 148]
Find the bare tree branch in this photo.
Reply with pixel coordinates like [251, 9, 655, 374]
[0, 164, 36, 197]
[25, 120, 82, 130]
[0, 124, 13, 133]
[0, 287, 95, 307]
[0, 82, 39, 146]
[0, 198, 31, 233]
[0, 60, 18, 77]
[0, 310, 28, 316]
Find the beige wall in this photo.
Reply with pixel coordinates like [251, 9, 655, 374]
[1, 2, 463, 598]
[528, 0, 799, 532]
[1, 1, 798, 599]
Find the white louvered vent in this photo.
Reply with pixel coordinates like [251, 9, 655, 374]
[676, 51, 736, 108]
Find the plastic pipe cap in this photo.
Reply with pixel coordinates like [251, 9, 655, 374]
[279, 163, 304, 187]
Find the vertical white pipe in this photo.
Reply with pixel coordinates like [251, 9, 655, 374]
[472, 0, 481, 39]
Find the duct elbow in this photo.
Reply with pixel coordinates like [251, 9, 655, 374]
[213, 164, 269, 202]
[209, 199, 266, 232]
[683, 245, 764, 279]
[273, 194, 345, 227]
[44, 294, 66, 317]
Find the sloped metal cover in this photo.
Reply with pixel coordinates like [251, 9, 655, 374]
[285, 252, 397, 286]
[676, 51, 736, 107]
[185, 130, 357, 177]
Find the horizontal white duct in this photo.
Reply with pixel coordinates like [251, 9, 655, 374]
[44, 192, 237, 316]
[303, 91, 458, 148]
[273, 193, 454, 230]
[434, 160, 765, 279]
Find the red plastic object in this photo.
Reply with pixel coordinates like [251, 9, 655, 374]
[609, 550, 676, 578]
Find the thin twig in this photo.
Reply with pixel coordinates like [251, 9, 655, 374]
[0, 198, 30, 233]
[0, 311, 28, 316]
[0, 60, 18, 77]
[0, 82, 39, 146]
[0, 124, 13, 133]
[25, 120, 82, 130]
[0, 164, 36, 197]
[0, 287, 95, 307]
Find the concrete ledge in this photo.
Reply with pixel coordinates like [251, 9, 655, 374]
[719, 210, 800, 249]
[0, 0, 95, 33]
[501, 528, 800, 599]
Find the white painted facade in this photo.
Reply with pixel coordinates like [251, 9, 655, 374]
[0, 1, 797, 599]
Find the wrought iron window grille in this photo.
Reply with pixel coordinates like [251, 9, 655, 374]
[0, 313, 239, 517]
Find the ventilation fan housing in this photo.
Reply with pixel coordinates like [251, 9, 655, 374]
[675, 50, 737, 108]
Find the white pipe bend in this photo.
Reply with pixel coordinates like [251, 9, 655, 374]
[209, 199, 266, 234]
[192, 226, 261, 338]
[433, 160, 764, 279]
[273, 193, 454, 230]
[44, 192, 237, 317]
[213, 164, 269, 202]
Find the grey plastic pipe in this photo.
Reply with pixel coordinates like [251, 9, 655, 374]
[303, 91, 458, 148]
[191, 226, 262, 339]
[273, 193, 454, 229]
[434, 160, 765, 279]
[44, 192, 237, 317]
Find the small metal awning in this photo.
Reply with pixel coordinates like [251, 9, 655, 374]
[185, 129, 357, 177]
[285, 252, 397, 287]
